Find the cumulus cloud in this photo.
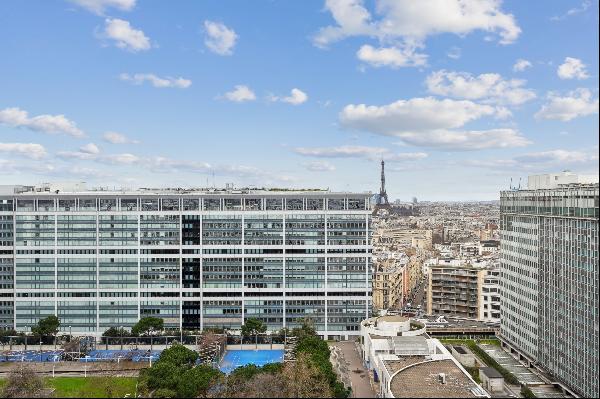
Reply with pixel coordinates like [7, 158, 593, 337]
[0, 107, 85, 137]
[204, 20, 238, 55]
[294, 145, 428, 162]
[394, 128, 530, 150]
[103, 131, 139, 144]
[339, 97, 529, 150]
[357, 44, 427, 68]
[340, 97, 502, 134]
[535, 89, 599, 121]
[557, 57, 589, 80]
[80, 143, 100, 154]
[304, 161, 336, 172]
[0, 142, 47, 159]
[314, 0, 521, 48]
[513, 59, 532, 72]
[466, 149, 599, 171]
[425, 70, 536, 105]
[103, 18, 150, 52]
[119, 73, 192, 88]
[69, 0, 136, 15]
[269, 88, 309, 105]
[223, 85, 256, 102]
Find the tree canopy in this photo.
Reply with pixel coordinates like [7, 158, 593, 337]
[31, 315, 60, 337]
[240, 318, 267, 337]
[132, 317, 164, 336]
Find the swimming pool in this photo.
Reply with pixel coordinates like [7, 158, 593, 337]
[218, 350, 284, 374]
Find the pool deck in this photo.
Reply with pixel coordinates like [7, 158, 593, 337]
[225, 344, 285, 351]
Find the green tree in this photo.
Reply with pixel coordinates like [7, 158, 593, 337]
[102, 327, 129, 337]
[138, 344, 224, 398]
[158, 343, 199, 366]
[31, 315, 60, 338]
[131, 316, 164, 336]
[241, 318, 267, 346]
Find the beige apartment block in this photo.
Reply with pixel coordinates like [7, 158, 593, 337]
[427, 264, 492, 320]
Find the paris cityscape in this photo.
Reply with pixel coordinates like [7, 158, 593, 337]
[0, 1, 598, 398]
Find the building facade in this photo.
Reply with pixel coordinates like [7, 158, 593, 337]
[0, 186, 372, 338]
[426, 263, 493, 320]
[500, 179, 599, 398]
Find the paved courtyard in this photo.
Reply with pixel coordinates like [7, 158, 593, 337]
[330, 341, 376, 398]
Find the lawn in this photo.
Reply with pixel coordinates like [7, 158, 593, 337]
[0, 376, 137, 398]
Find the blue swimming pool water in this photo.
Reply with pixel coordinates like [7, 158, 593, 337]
[218, 350, 284, 374]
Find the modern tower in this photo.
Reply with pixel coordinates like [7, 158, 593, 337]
[0, 185, 373, 339]
[379, 160, 389, 205]
[500, 173, 599, 397]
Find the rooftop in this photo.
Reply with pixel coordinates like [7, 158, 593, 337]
[390, 359, 483, 398]
[479, 367, 503, 379]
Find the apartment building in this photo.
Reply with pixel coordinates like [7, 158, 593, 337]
[0, 185, 372, 338]
[500, 173, 599, 397]
[372, 258, 406, 311]
[426, 262, 497, 320]
[479, 269, 500, 324]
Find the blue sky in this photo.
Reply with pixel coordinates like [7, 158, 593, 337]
[1, 0, 598, 200]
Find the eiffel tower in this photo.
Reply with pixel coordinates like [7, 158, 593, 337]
[374, 160, 392, 213]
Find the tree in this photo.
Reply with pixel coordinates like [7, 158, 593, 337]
[102, 327, 129, 337]
[31, 315, 60, 340]
[158, 343, 199, 366]
[132, 317, 164, 336]
[280, 353, 332, 398]
[138, 344, 224, 398]
[1, 366, 47, 398]
[240, 318, 266, 346]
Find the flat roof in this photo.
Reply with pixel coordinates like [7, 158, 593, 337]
[480, 367, 503, 379]
[378, 315, 409, 323]
[390, 359, 481, 398]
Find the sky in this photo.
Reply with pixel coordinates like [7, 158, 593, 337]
[0, 0, 598, 201]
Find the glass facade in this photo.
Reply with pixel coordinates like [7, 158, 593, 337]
[500, 184, 599, 398]
[0, 191, 371, 338]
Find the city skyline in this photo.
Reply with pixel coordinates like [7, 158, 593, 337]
[1, 0, 599, 201]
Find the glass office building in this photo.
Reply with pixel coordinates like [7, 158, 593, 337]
[500, 177, 598, 398]
[0, 186, 372, 339]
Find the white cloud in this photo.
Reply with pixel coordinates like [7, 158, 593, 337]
[535, 89, 599, 121]
[0, 107, 85, 137]
[304, 161, 336, 172]
[204, 21, 238, 55]
[339, 97, 529, 150]
[340, 97, 501, 134]
[101, 153, 140, 165]
[80, 143, 100, 154]
[69, 0, 136, 15]
[357, 44, 427, 68]
[0, 142, 47, 159]
[103, 18, 150, 52]
[551, 1, 592, 21]
[513, 59, 532, 72]
[103, 131, 139, 144]
[314, 0, 521, 48]
[425, 70, 536, 105]
[223, 85, 256, 102]
[269, 88, 309, 105]
[446, 46, 461, 60]
[294, 145, 428, 162]
[393, 128, 530, 150]
[515, 149, 598, 164]
[466, 148, 599, 171]
[119, 73, 192, 88]
[557, 57, 589, 80]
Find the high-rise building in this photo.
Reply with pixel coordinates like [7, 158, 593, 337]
[0, 185, 372, 339]
[500, 174, 599, 397]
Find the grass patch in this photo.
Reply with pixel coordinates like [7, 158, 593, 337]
[48, 377, 137, 398]
[0, 376, 137, 398]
